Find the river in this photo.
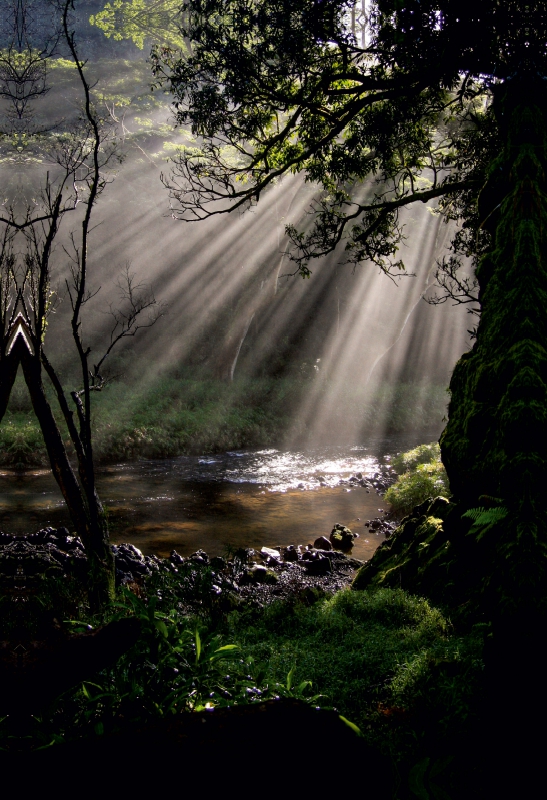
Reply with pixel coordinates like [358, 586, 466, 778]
[0, 434, 433, 560]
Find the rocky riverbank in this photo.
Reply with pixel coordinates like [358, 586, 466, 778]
[0, 512, 395, 616]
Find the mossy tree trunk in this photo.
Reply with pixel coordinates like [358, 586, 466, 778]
[440, 77, 547, 625]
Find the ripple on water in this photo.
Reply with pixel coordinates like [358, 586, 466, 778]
[0, 435, 431, 556]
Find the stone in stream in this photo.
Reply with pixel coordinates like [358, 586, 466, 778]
[260, 546, 281, 562]
[313, 536, 332, 550]
[330, 523, 358, 550]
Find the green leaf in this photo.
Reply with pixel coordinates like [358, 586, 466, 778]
[409, 757, 431, 800]
[195, 629, 202, 663]
[338, 715, 361, 736]
[155, 620, 168, 638]
[286, 666, 295, 691]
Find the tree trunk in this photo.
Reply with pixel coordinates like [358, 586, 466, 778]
[440, 76, 547, 621]
[19, 345, 114, 607]
[0, 349, 19, 422]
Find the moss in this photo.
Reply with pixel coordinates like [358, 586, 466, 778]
[438, 81, 547, 620]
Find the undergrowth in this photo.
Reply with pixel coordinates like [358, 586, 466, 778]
[0, 376, 448, 467]
[0, 571, 484, 770]
[386, 442, 451, 516]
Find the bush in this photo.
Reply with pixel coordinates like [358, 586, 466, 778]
[386, 443, 450, 516]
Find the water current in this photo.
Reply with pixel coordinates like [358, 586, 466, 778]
[0, 434, 434, 561]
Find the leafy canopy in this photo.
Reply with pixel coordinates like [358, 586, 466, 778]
[152, 2, 546, 277]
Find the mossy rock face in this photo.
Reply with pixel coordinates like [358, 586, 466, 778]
[353, 497, 455, 600]
[351, 496, 494, 615]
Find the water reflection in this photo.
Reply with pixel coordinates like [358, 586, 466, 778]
[0, 436, 433, 560]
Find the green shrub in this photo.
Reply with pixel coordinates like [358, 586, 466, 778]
[391, 442, 441, 474]
[386, 443, 450, 516]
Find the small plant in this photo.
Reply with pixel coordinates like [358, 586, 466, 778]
[391, 442, 442, 475]
[386, 443, 450, 516]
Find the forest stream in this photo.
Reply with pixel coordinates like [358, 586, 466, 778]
[0, 435, 431, 560]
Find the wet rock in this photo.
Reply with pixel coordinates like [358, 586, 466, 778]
[240, 565, 278, 585]
[170, 550, 185, 565]
[210, 556, 227, 571]
[113, 543, 157, 583]
[305, 555, 332, 576]
[330, 523, 358, 550]
[189, 550, 209, 565]
[260, 547, 281, 561]
[283, 545, 300, 562]
[313, 536, 332, 551]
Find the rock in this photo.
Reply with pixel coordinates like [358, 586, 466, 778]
[210, 556, 227, 571]
[330, 523, 358, 550]
[298, 586, 328, 605]
[170, 550, 185, 565]
[305, 555, 332, 575]
[283, 545, 300, 562]
[189, 550, 209, 565]
[240, 565, 278, 585]
[313, 536, 332, 551]
[260, 547, 281, 561]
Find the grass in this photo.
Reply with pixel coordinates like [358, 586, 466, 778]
[385, 442, 451, 516]
[0, 564, 484, 779]
[1, 373, 449, 467]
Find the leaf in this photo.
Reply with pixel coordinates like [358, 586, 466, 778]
[408, 757, 431, 800]
[214, 644, 238, 652]
[338, 715, 362, 736]
[286, 666, 296, 691]
[155, 620, 168, 638]
[195, 629, 202, 663]
[462, 506, 507, 539]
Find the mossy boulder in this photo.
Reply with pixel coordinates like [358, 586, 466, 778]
[330, 523, 357, 550]
[352, 496, 486, 615]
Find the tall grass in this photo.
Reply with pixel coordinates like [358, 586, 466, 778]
[0, 374, 449, 467]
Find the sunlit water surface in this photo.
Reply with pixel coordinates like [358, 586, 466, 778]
[0, 434, 433, 560]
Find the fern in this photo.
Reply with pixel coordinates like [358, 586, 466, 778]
[462, 506, 508, 540]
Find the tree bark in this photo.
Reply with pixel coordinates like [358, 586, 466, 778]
[440, 76, 547, 620]
[19, 344, 114, 607]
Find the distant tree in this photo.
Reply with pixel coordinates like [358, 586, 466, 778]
[154, 2, 547, 624]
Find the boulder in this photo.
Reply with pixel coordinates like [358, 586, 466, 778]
[330, 523, 358, 550]
[313, 536, 332, 551]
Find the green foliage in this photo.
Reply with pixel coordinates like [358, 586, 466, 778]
[223, 587, 483, 759]
[0, 377, 449, 466]
[0, 412, 47, 469]
[386, 444, 450, 516]
[461, 506, 508, 541]
[391, 442, 441, 475]
[89, 0, 186, 50]
[150, 1, 539, 279]
[2, 580, 482, 764]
